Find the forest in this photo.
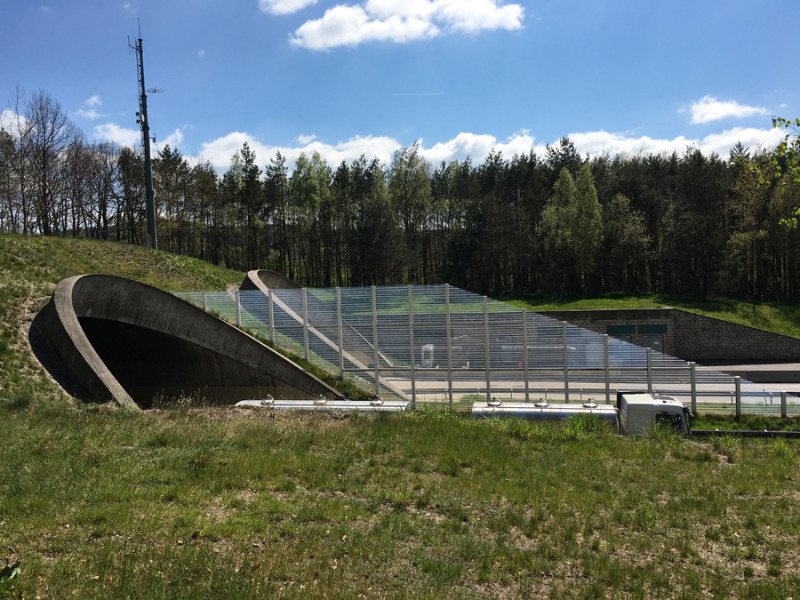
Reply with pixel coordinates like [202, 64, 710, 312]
[2, 90, 800, 301]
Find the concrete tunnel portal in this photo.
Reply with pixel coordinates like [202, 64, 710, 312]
[30, 274, 342, 410]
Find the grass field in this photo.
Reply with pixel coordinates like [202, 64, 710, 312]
[2, 233, 800, 598]
[2, 401, 800, 599]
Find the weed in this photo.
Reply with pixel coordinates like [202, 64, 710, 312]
[563, 413, 611, 440]
[0, 561, 20, 595]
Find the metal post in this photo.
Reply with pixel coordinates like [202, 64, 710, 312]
[201, 291, 207, 311]
[646, 347, 652, 393]
[445, 284, 453, 409]
[603, 334, 610, 404]
[134, 37, 157, 250]
[235, 290, 241, 327]
[522, 310, 530, 402]
[690, 362, 696, 415]
[563, 321, 569, 403]
[735, 376, 741, 418]
[781, 391, 788, 418]
[408, 285, 416, 410]
[336, 287, 344, 379]
[302, 288, 309, 362]
[484, 296, 491, 402]
[372, 286, 380, 398]
[267, 288, 275, 344]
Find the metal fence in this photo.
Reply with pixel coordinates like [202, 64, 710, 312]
[174, 284, 800, 416]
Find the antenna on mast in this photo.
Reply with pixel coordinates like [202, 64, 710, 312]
[131, 24, 158, 250]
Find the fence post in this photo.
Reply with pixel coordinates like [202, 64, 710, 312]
[336, 287, 344, 379]
[267, 288, 275, 344]
[522, 310, 530, 402]
[563, 321, 569, 403]
[484, 296, 491, 402]
[781, 391, 788, 418]
[372, 286, 380, 398]
[302, 288, 309, 362]
[445, 284, 453, 409]
[646, 347, 652, 393]
[735, 376, 741, 419]
[603, 334, 610, 404]
[408, 285, 416, 410]
[235, 290, 241, 327]
[202, 291, 207, 311]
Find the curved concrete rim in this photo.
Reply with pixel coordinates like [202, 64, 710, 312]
[241, 269, 301, 292]
[30, 274, 343, 409]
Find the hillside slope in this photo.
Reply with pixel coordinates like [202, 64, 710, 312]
[0, 234, 244, 402]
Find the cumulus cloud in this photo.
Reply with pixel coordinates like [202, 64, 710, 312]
[687, 95, 769, 124]
[195, 125, 788, 174]
[260, 0, 318, 15]
[290, 0, 523, 50]
[94, 123, 140, 147]
[197, 131, 401, 172]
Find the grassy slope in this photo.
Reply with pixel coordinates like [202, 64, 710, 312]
[501, 293, 800, 339]
[2, 234, 800, 598]
[0, 234, 245, 402]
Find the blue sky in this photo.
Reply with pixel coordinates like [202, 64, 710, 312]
[1, 0, 798, 172]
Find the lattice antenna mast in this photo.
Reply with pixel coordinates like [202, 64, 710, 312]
[130, 26, 158, 250]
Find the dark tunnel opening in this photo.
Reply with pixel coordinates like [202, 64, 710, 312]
[79, 317, 305, 408]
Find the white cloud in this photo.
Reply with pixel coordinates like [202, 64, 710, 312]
[75, 109, 104, 120]
[0, 109, 29, 137]
[194, 126, 787, 174]
[94, 123, 140, 147]
[290, 0, 523, 50]
[197, 131, 401, 172]
[687, 95, 769, 124]
[260, 0, 318, 15]
[697, 127, 785, 156]
[153, 128, 185, 152]
[86, 95, 102, 108]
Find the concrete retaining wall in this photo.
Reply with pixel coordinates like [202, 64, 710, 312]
[537, 308, 800, 363]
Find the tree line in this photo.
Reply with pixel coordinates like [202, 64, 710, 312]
[2, 90, 800, 302]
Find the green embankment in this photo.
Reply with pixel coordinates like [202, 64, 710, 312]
[0, 233, 245, 403]
[3, 234, 800, 598]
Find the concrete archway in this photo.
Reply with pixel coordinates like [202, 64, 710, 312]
[241, 269, 301, 292]
[30, 274, 342, 410]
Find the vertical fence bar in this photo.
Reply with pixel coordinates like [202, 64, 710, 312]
[408, 285, 416, 410]
[267, 289, 275, 344]
[690, 362, 696, 415]
[646, 347, 653, 393]
[563, 322, 569, 403]
[336, 287, 344, 379]
[302, 288, 309, 362]
[235, 290, 241, 327]
[735, 376, 741, 418]
[445, 284, 453, 409]
[201, 291, 207, 311]
[522, 310, 530, 402]
[603, 334, 610, 404]
[372, 286, 380, 398]
[781, 391, 788, 418]
[484, 296, 491, 402]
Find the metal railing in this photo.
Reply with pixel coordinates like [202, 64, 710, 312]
[175, 284, 799, 416]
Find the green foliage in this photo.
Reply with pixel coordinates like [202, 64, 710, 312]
[0, 561, 20, 595]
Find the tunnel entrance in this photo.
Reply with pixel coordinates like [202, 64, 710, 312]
[79, 318, 304, 408]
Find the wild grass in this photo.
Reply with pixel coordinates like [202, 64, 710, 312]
[2, 399, 800, 599]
